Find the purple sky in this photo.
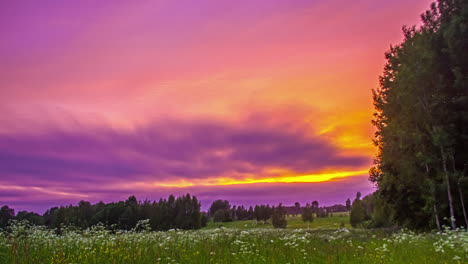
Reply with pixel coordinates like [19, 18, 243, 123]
[0, 0, 432, 213]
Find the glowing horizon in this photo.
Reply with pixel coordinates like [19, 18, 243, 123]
[132, 169, 370, 188]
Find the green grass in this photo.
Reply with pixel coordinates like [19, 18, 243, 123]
[205, 213, 350, 230]
[0, 218, 466, 264]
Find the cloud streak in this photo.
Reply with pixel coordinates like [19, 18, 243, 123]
[0, 115, 369, 188]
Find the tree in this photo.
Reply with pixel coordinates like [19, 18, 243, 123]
[350, 193, 366, 227]
[311, 201, 319, 217]
[272, 203, 287, 228]
[0, 206, 15, 228]
[346, 198, 351, 211]
[370, 0, 468, 230]
[247, 206, 254, 220]
[77, 200, 93, 228]
[231, 205, 237, 221]
[16, 211, 44, 225]
[316, 208, 329, 218]
[369, 193, 392, 228]
[209, 200, 230, 217]
[200, 212, 208, 227]
[235, 206, 248, 220]
[254, 205, 260, 224]
[294, 202, 301, 216]
[213, 210, 231, 222]
[301, 203, 314, 229]
[253, 204, 272, 224]
[174, 194, 202, 229]
[36, 194, 205, 231]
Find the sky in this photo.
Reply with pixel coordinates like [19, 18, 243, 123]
[0, 0, 432, 213]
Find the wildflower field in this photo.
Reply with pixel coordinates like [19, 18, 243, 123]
[0, 220, 467, 264]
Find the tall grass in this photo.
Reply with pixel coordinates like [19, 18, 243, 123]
[0, 221, 466, 264]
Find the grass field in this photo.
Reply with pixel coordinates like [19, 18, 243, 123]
[205, 213, 350, 230]
[0, 217, 467, 264]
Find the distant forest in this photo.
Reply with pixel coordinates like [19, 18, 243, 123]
[1, 194, 204, 231]
[0, 195, 350, 231]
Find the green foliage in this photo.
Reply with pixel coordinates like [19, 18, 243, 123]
[209, 200, 230, 216]
[234, 205, 252, 220]
[0, 206, 14, 228]
[350, 195, 366, 228]
[200, 212, 208, 227]
[1, 194, 203, 231]
[210, 200, 233, 222]
[346, 198, 352, 211]
[371, 0, 468, 229]
[301, 203, 314, 228]
[15, 211, 44, 226]
[316, 208, 329, 218]
[370, 194, 393, 228]
[254, 205, 273, 223]
[271, 203, 287, 228]
[213, 209, 232, 222]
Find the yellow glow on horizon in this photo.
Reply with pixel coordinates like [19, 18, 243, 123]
[149, 169, 369, 188]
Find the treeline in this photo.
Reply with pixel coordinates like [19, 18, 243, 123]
[287, 202, 348, 216]
[0, 194, 206, 231]
[370, 0, 468, 230]
[208, 199, 341, 228]
[1, 197, 349, 231]
[208, 200, 289, 228]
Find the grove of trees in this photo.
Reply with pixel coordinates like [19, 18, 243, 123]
[370, 0, 468, 230]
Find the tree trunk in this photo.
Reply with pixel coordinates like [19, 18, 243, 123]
[433, 203, 441, 231]
[457, 181, 468, 229]
[450, 155, 468, 230]
[425, 163, 441, 231]
[440, 147, 457, 229]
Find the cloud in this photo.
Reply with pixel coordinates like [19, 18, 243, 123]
[0, 115, 369, 188]
[1, 174, 374, 214]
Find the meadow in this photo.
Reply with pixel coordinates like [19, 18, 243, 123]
[0, 217, 466, 264]
[205, 214, 350, 230]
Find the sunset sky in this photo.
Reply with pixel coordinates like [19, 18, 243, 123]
[0, 0, 432, 213]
